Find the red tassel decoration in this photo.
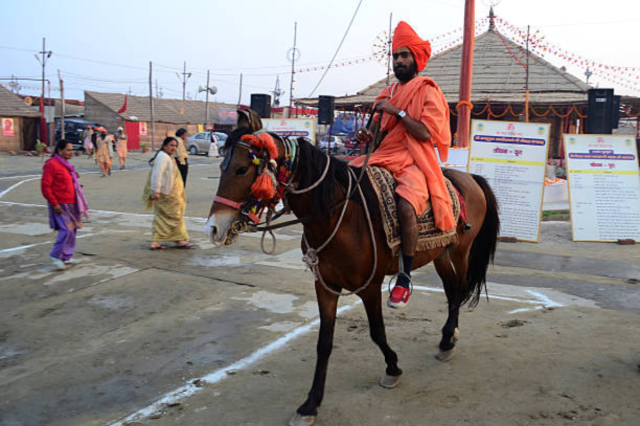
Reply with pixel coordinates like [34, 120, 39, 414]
[251, 172, 276, 200]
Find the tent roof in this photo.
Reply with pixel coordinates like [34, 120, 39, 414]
[296, 28, 595, 107]
[85, 91, 237, 124]
[0, 85, 42, 118]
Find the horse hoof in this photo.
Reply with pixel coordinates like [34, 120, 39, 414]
[289, 413, 316, 426]
[379, 374, 402, 389]
[435, 347, 456, 362]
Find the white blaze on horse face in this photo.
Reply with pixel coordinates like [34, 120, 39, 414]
[205, 212, 236, 246]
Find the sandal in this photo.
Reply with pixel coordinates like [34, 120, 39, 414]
[149, 244, 166, 250]
[174, 242, 194, 249]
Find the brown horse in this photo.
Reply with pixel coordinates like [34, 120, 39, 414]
[206, 130, 500, 426]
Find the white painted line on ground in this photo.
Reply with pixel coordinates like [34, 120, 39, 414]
[106, 301, 362, 426]
[0, 174, 42, 180]
[0, 200, 206, 222]
[0, 177, 40, 198]
[0, 233, 95, 254]
[509, 306, 545, 314]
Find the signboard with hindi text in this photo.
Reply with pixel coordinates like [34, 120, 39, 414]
[563, 134, 640, 242]
[469, 120, 550, 242]
[262, 118, 316, 141]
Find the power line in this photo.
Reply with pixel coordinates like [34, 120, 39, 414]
[307, 0, 362, 97]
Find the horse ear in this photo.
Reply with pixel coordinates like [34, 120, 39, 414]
[248, 109, 263, 132]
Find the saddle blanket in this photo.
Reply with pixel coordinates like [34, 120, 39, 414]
[365, 166, 460, 256]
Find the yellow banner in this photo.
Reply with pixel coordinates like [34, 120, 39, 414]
[470, 157, 545, 167]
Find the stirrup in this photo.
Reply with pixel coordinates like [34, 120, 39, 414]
[387, 271, 413, 295]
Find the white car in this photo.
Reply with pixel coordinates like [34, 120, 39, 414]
[317, 135, 346, 154]
[186, 132, 228, 156]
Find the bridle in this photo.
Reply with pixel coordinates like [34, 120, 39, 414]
[213, 134, 307, 247]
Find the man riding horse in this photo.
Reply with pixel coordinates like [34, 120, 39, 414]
[352, 21, 455, 309]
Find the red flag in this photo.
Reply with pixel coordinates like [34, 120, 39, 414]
[117, 95, 128, 114]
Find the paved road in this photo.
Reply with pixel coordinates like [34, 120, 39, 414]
[0, 153, 638, 426]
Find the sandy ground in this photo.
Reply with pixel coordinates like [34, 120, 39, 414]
[0, 152, 639, 426]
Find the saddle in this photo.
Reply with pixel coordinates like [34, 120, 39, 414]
[365, 166, 460, 256]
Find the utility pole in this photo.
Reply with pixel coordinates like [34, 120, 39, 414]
[149, 61, 155, 151]
[58, 70, 65, 136]
[36, 37, 52, 145]
[289, 22, 298, 117]
[177, 61, 192, 101]
[205, 70, 210, 126]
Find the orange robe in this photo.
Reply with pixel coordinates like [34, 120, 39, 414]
[350, 76, 455, 231]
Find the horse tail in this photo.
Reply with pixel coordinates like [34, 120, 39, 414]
[465, 173, 500, 307]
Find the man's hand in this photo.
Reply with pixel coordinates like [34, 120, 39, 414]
[374, 99, 401, 116]
[152, 192, 161, 201]
[355, 128, 374, 143]
[53, 205, 63, 215]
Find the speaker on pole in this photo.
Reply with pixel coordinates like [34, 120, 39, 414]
[587, 88, 614, 134]
[318, 95, 335, 125]
[250, 94, 272, 118]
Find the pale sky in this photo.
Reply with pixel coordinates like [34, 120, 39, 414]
[1, 0, 639, 105]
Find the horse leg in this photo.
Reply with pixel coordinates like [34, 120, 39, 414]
[433, 248, 468, 362]
[290, 282, 339, 426]
[360, 284, 403, 388]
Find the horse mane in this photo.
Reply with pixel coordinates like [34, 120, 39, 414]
[294, 138, 379, 222]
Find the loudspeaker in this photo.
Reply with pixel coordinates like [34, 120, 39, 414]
[318, 95, 335, 125]
[250, 94, 271, 118]
[587, 88, 614, 134]
[611, 95, 621, 130]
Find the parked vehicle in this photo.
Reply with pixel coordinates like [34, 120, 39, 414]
[317, 135, 346, 154]
[186, 131, 228, 156]
[215, 132, 228, 155]
[54, 118, 101, 150]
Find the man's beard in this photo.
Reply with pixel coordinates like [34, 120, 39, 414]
[393, 61, 417, 83]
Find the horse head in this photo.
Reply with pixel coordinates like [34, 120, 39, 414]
[205, 128, 287, 246]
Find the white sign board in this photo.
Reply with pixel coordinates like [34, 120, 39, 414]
[262, 118, 316, 142]
[469, 120, 550, 242]
[435, 147, 469, 172]
[563, 134, 640, 242]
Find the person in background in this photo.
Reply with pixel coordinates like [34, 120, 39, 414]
[115, 126, 128, 169]
[83, 125, 94, 158]
[208, 131, 219, 157]
[142, 137, 193, 250]
[41, 140, 89, 270]
[174, 128, 189, 186]
[91, 126, 99, 164]
[95, 128, 113, 177]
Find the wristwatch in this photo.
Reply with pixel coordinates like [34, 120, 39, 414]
[396, 110, 407, 120]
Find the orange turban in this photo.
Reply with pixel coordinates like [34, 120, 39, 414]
[392, 21, 432, 72]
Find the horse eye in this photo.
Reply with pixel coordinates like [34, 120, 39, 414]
[236, 167, 249, 176]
